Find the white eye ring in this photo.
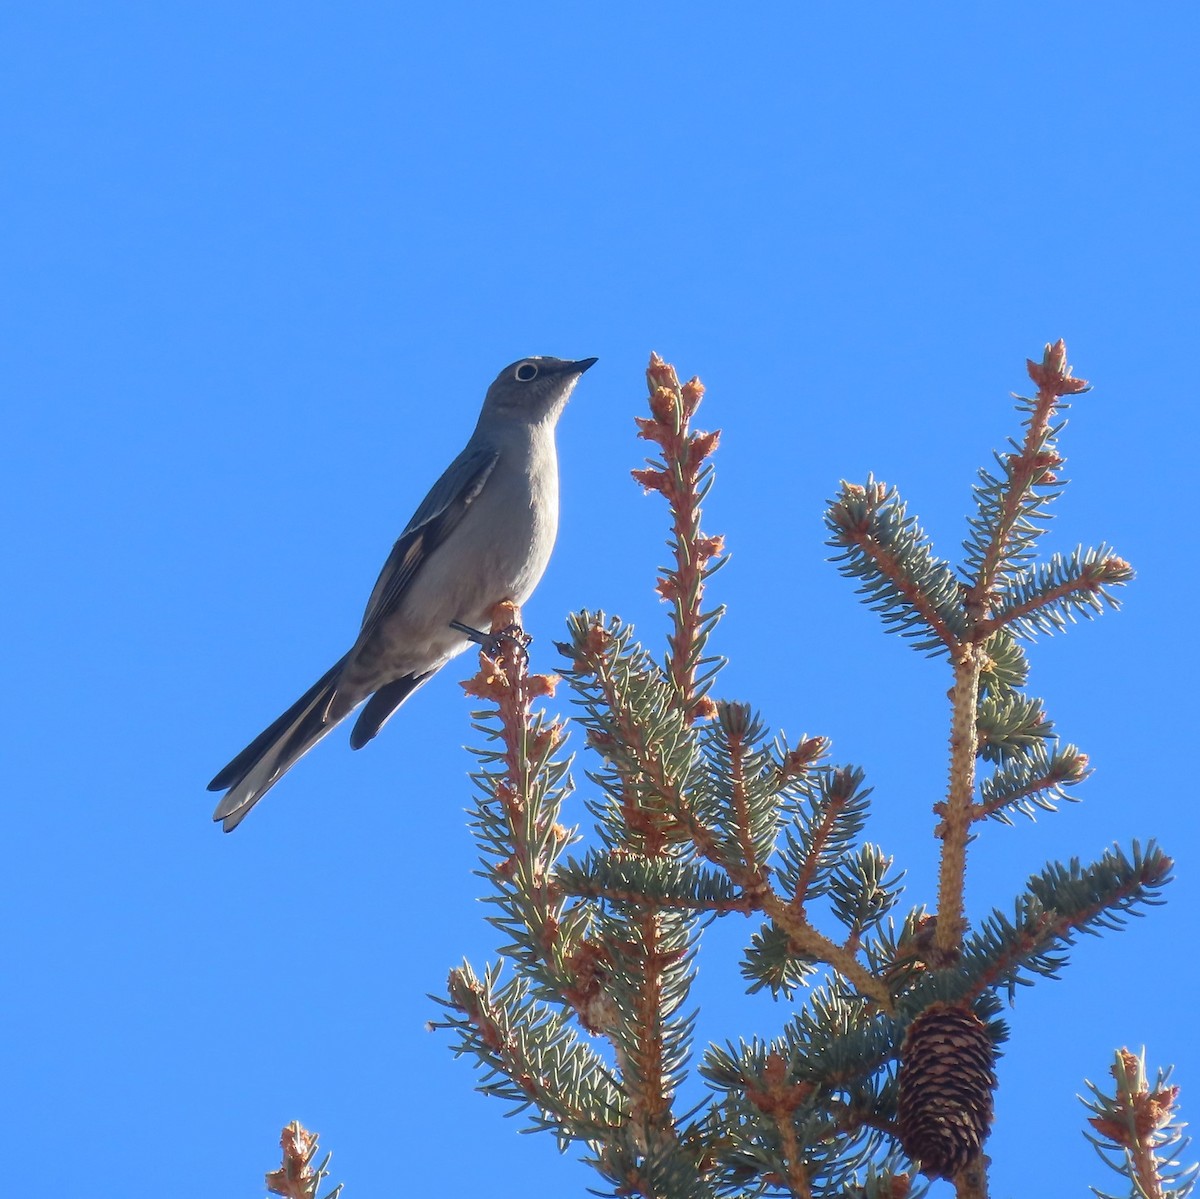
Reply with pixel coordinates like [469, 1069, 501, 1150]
[515, 362, 539, 382]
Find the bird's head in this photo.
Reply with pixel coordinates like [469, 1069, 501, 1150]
[482, 356, 598, 423]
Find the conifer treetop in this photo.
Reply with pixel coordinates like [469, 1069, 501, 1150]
[430, 346, 1180, 1199]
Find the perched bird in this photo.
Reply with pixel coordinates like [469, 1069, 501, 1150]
[209, 355, 597, 831]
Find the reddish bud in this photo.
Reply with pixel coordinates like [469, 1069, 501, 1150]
[1027, 339, 1089, 395]
[649, 385, 679, 424]
[529, 724, 561, 759]
[1088, 1115, 1129, 1144]
[631, 467, 668, 493]
[488, 599, 521, 630]
[680, 376, 705, 415]
[461, 668, 510, 701]
[690, 429, 721, 462]
[781, 736, 829, 776]
[646, 351, 680, 392]
[635, 415, 669, 443]
[525, 672, 559, 700]
[266, 1122, 323, 1199]
[584, 623, 612, 655]
[1093, 556, 1134, 584]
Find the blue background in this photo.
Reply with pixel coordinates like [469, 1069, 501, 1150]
[2, 4, 1196, 1196]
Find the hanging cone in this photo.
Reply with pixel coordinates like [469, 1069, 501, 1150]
[897, 1002, 997, 1178]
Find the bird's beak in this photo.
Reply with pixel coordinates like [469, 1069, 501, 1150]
[570, 357, 599, 375]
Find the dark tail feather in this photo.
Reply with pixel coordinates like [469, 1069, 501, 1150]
[209, 656, 348, 831]
[349, 671, 432, 750]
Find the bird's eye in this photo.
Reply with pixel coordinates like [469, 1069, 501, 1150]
[515, 362, 539, 382]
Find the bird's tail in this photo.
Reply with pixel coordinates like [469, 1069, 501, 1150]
[208, 656, 349, 832]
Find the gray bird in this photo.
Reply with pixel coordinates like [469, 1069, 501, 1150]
[209, 355, 597, 831]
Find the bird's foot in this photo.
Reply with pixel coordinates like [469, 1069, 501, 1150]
[451, 619, 532, 659]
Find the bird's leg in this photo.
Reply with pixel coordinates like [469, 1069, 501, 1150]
[450, 622, 532, 657]
[450, 619, 491, 645]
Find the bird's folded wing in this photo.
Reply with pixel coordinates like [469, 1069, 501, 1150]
[358, 446, 499, 641]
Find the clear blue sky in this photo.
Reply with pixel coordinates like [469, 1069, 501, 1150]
[2, 5, 1196, 1196]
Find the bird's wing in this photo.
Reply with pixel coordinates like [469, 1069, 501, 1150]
[358, 446, 499, 642]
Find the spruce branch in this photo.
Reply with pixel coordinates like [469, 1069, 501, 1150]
[696, 702, 786, 881]
[556, 851, 743, 912]
[932, 643, 983, 962]
[588, 912, 700, 1178]
[265, 1122, 342, 1199]
[455, 606, 703, 1181]
[984, 545, 1134, 639]
[589, 905, 697, 1140]
[634, 352, 727, 725]
[781, 766, 874, 913]
[962, 338, 1089, 611]
[439, 961, 625, 1143]
[611, 358, 890, 1003]
[829, 845, 904, 949]
[973, 742, 1089, 824]
[589, 1126, 711, 1199]
[826, 480, 967, 656]
[1083, 1049, 1197, 1199]
[958, 842, 1173, 999]
[459, 601, 581, 996]
[741, 920, 822, 997]
[562, 616, 889, 1007]
[561, 611, 712, 857]
[1025, 840, 1173, 934]
[977, 628, 1029, 696]
[743, 1050, 819, 1197]
[974, 689, 1054, 765]
[701, 1007, 903, 1194]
